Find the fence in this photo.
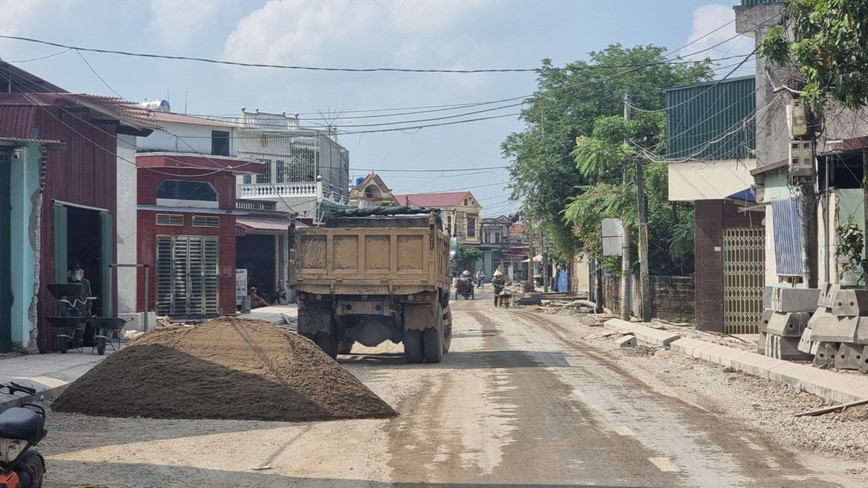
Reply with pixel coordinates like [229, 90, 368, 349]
[602, 274, 695, 322]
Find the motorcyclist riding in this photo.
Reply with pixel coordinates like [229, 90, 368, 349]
[492, 268, 506, 306]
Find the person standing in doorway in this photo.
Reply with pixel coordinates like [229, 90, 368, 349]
[68, 263, 95, 346]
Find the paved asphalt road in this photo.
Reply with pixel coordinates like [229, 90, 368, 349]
[42, 288, 856, 487]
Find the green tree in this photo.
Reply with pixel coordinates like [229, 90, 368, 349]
[451, 244, 482, 276]
[502, 44, 711, 262]
[760, 0, 868, 111]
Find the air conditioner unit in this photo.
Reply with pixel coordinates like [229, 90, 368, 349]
[788, 99, 808, 138]
[789, 140, 815, 180]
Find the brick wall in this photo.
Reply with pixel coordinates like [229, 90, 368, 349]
[602, 274, 695, 322]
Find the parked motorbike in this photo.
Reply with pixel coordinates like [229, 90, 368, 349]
[0, 382, 46, 488]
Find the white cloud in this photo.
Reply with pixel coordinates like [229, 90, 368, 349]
[149, 0, 219, 48]
[222, 0, 496, 66]
[684, 4, 754, 72]
[0, 0, 74, 36]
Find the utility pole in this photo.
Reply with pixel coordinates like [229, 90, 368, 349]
[621, 93, 632, 320]
[627, 93, 652, 321]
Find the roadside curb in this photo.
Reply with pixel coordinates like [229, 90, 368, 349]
[670, 338, 868, 404]
[604, 319, 681, 348]
[604, 318, 868, 404]
[0, 358, 104, 410]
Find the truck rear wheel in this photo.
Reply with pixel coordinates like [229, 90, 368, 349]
[442, 307, 452, 354]
[338, 339, 355, 355]
[423, 327, 443, 363]
[403, 329, 424, 363]
[315, 332, 338, 359]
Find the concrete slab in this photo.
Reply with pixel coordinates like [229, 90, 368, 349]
[616, 335, 637, 348]
[771, 287, 821, 313]
[856, 317, 868, 345]
[604, 319, 681, 348]
[765, 333, 812, 360]
[813, 342, 839, 369]
[818, 283, 839, 309]
[814, 316, 859, 343]
[759, 308, 774, 333]
[832, 288, 868, 316]
[834, 343, 862, 370]
[766, 312, 810, 337]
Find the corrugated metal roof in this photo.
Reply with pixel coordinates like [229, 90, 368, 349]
[145, 111, 235, 128]
[236, 216, 293, 232]
[392, 191, 472, 208]
[0, 105, 36, 139]
[665, 76, 756, 161]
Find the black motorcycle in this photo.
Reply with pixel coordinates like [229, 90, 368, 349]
[0, 382, 46, 488]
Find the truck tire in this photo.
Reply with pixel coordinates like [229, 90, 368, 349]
[423, 327, 443, 363]
[403, 329, 424, 363]
[315, 332, 338, 359]
[338, 339, 355, 355]
[442, 306, 452, 354]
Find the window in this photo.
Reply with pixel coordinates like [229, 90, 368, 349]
[494, 231, 501, 243]
[243, 175, 252, 184]
[256, 159, 272, 183]
[364, 185, 382, 199]
[211, 131, 230, 156]
[467, 216, 476, 238]
[192, 216, 220, 228]
[275, 160, 285, 183]
[156, 180, 217, 202]
[156, 214, 183, 226]
[447, 216, 452, 234]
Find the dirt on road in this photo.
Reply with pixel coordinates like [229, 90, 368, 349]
[51, 317, 396, 422]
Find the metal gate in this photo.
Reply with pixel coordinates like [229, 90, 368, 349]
[723, 227, 765, 334]
[156, 236, 220, 318]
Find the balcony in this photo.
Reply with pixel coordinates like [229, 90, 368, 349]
[238, 181, 349, 205]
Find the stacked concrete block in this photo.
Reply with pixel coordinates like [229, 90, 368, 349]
[757, 308, 774, 355]
[808, 287, 868, 372]
[762, 287, 819, 361]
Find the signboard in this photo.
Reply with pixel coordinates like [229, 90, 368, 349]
[601, 218, 624, 256]
[236, 269, 248, 306]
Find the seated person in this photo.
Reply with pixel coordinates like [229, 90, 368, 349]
[249, 287, 269, 309]
[459, 270, 472, 282]
[274, 280, 288, 305]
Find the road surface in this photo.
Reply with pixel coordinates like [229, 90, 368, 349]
[42, 288, 865, 487]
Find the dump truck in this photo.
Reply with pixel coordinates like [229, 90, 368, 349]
[289, 207, 453, 363]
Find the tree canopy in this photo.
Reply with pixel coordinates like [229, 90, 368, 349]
[502, 44, 711, 266]
[760, 0, 868, 110]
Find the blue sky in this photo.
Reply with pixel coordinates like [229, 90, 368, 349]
[0, 0, 754, 216]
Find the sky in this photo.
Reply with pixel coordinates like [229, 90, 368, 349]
[0, 0, 755, 217]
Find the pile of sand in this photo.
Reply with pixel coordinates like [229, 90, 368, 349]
[52, 317, 396, 422]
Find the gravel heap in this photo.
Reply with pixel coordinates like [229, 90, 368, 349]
[52, 317, 396, 422]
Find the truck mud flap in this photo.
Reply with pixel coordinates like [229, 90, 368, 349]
[403, 303, 438, 332]
[298, 306, 334, 336]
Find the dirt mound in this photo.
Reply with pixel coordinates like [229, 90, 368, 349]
[52, 317, 396, 422]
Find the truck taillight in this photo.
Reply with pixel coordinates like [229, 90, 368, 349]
[298, 293, 306, 301]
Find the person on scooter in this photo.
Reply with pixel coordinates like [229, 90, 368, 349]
[492, 268, 506, 306]
[475, 269, 485, 288]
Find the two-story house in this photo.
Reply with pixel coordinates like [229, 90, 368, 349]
[136, 110, 262, 319]
[205, 110, 350, 219]
[393, 191, 482, 245]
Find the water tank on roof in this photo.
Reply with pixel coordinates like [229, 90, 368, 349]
[141, 99, 171, 112]
[354, 176, 365, 186]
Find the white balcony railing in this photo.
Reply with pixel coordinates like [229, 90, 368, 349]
[238, 182, 350, 205]
[238, 182, 318, 199]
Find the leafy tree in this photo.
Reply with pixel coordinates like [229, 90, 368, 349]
[503, 44, 711, 263]
[760, 0, 868, 111]
[451, 244, 482, 276]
